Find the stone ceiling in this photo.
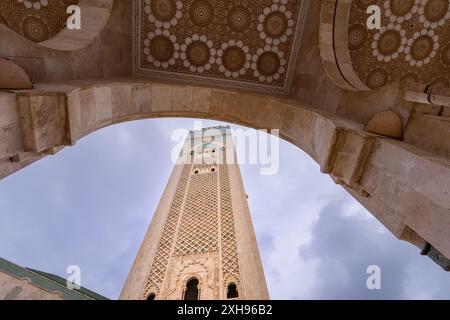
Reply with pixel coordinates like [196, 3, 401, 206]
[349, 0, 450, 89]
[0, 0, 79, 42]
[134, 0, 309, 95]
[322, 0, 450, 91]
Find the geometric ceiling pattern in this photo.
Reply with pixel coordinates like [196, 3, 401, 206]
[0, 0, 78, 42]
[349, 0, 450, 89]
[134, 0, 309, 95]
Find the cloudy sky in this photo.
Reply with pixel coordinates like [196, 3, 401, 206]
[0, 118, 449, 300]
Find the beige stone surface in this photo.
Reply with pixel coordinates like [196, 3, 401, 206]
[0, 272, 63, 300]
[0, 58, 32, 90]
[38, 0, 114, 51]
[1, 0, 450, 294]
[365, 111, 403, 139]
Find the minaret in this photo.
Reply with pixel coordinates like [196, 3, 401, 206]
[120, 126, 269, 300]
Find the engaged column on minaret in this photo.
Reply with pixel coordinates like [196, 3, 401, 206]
[120, 126, 269, 300]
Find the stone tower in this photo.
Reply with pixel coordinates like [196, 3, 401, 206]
[120, 126, 269, 300]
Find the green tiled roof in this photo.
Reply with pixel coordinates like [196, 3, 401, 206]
[0, 257, 108, 300]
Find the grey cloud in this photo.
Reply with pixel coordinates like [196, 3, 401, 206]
[297, 196, 450, 299]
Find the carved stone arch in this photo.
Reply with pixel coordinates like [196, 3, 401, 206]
[144, 287, 158, 300]
[1, 79, 450, 271]
[146, 292, 156, 300]
[173, 259, 209, 300]
[0, 0, 114, 51]
[38, 0, 114, 51]
[320, 0, 369, 91]
[182, 276, 201, 300]
[224, 275, 241, 299]
[320, 0, 450, 91]
[156, 255, 218, 300]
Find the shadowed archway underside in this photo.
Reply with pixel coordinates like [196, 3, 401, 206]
[0, 78, 449, 272]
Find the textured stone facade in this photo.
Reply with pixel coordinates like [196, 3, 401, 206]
[120, 127, 269, 300]
[0, 0, 450, 285]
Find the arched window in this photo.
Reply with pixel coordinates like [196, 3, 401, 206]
[211, 167, 216, 172]
[146, 292, 156, 300]
[184, 278, 200, 300]
[227, 283, 238, 299]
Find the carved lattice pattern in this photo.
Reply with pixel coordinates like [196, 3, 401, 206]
[174, 165, 219, 255]
[219, 164, 241, 289]
[141, 136, 242, 299]
[142, 165, 191, 298]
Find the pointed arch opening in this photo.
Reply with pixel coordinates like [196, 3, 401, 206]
[183, 278, 200, 300]
[227, 283, 239, 299]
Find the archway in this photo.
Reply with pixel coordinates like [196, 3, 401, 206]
[0, 78, 449, 270]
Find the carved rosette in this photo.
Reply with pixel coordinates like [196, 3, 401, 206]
[418, 0, 450, 29]
[383, 0, 420, 23]
[189, 0, 214, 28]
[251, 45, 287, 83]
[180, 34, 216, 73]
[144, 0, 183, 29]
[216, 40, 252, 78]
[144, 29, 179, 68]
[257, 0, 295, 45]
[405, 28, 440, 67]
[371, 23, 407, 62]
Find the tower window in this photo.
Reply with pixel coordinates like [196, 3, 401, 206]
[194, 170, 199, 174]
[184, 278, 200, 300]
[211, 168, 216, 172]
[227, 283, 238, 299]
[146, 292, 156, 300]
